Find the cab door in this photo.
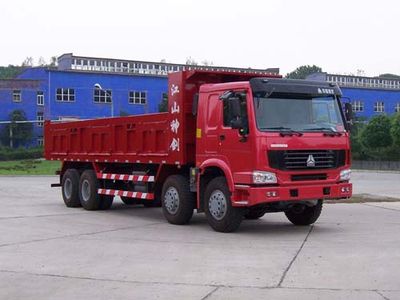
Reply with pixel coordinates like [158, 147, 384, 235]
[217, 90, 253, 182]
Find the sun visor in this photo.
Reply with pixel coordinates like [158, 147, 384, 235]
[250, 78, 342, 98]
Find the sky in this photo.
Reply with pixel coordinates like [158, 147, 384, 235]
[1, 0, 399, 76]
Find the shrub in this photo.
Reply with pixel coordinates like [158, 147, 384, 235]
[0, 147, 43, 161]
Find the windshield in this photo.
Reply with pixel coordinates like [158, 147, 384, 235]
[253, 95, 346, 133]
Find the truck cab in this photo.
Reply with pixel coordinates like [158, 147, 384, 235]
[195, 78, 352, 230]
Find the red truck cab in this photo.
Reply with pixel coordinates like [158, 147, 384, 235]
[193, 77, 352, 229]
[45, 70, 352, 232]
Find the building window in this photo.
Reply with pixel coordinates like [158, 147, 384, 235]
[56, 88, 75, 102]
[94, 89, 112, 103]
[37, 112, 44, 127]
[352, 100, 364, 112]
[129, 91, 147, 104]
[395, 103, 400, 113]
[37, 91, 44, 106]
[374, 101, 385, 113]
[37, 136, 44, 146]
[13, 90, 21, 102]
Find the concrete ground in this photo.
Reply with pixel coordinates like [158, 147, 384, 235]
[352, 170, 400, 199]
[0, 174, 399, 300]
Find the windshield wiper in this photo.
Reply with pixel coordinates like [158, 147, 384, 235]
[262, 127, 303, 136]
[306, 127, 343, 136]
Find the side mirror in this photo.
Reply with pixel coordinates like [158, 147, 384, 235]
[344, 102, 353, 122]
[344, 102, 353, 130]
[228, 97, 241, 118]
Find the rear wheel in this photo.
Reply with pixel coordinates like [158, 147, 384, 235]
[61, 169, 81, 207]
[161, 175, 195, 225]
[79, 170, 102, 210]
[285, 200, 323, 225]
[204, 177, 244, 233]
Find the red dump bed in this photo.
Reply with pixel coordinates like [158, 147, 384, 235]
[45, 70, 280, 166]
[44, 112, 175, 164]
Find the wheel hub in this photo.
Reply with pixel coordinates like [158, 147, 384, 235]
[81, 179, 91, 202]
[209, 190, 227, 221]
[164, 187, 179, 214]
[64, 178, 72, 199]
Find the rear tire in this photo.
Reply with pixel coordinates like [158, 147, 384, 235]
[161, 175, 195, 225]
[204, 177, 244, 233]
[61, 169, 81, 207]
[79, 169, 101, 210]
[285, 200, 323, 225]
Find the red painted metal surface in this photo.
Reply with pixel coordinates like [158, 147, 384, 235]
[97, 173, 155, 182]
[97, 188, 154, 199]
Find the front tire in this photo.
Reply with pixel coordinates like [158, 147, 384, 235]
[61, 169, 81, 207]
[161, 175, 195, 225]
[285, 200, 323, 225]
[204, 177, 244, 233]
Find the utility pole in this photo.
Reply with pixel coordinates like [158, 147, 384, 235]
[9, 125, 13, 148]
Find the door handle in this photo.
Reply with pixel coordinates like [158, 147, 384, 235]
[219, 135, 225, 141]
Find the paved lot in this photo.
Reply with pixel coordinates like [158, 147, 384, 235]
[0, 175, 399, 300]
[352, 170, 400, 199]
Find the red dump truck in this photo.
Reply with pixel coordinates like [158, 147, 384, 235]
[45, 70, 353, 232]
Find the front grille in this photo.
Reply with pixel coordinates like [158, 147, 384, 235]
[268, 150, 345, 170]
[291, 173, 327, 181]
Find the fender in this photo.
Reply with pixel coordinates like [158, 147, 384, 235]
[199, 158, 234, 192]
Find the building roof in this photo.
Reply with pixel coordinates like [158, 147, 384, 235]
[57, 53, 280, 76]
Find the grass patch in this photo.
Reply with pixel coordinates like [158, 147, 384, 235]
[0, 159, 60, 175]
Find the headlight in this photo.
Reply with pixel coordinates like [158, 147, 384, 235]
[252, 171, 277, 184]
[340, 169, 351, 181]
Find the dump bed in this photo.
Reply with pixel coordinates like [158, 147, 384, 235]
[45, 70, 280, 166]
[44, 112, 176, 164]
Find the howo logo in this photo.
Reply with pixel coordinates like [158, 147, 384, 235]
[306, 154, 316, 167]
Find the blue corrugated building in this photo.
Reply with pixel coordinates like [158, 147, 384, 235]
[307, 73, 400, 118]
[0, 53, 279, 147]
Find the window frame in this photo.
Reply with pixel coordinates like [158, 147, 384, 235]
[37, 112, 44, 127]
[128, 90, 147, 105]
[37, 91, 44, 106]
[12, 90, 22, 102]
[56, 88, 75, 102]
[374, 101, 385, 113]
[352, 100, 364, 112]
[93, 89, 112, 103]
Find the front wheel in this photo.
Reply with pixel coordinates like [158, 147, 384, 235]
[204, 177, 244, 233]
[285, 200, 323, 225]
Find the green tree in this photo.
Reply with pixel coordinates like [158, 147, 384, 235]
[0, 110, 33, 148]
[0, 65, 24, 79]
[379, 73, 400, 79]
[360, 115, 392, 159]
[391, 113, 400, 147]
[286, 65, 322, 79]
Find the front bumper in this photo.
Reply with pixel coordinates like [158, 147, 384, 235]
[231, 182, 352, 207]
